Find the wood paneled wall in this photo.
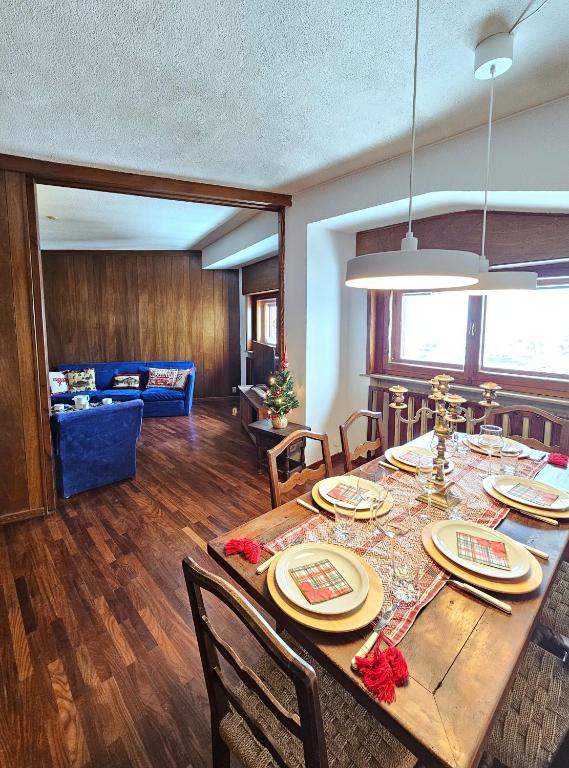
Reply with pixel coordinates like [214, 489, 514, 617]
[356, 210, 569, 265]
[242, 255, 279, 294]
[0, 171, 48, 520]
[42, 250, 240, 398]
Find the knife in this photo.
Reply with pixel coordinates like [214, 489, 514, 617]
[351, 603, 399, 671]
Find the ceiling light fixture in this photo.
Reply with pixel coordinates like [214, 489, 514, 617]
[442, 32, 537, 295]
[345, 0, 479, 291]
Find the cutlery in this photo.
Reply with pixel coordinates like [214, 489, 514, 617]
[256, 535, 303, 575]
[377, 460, 397, 471]
[296, 498, 321, 515]
[519, 542, 549, 560]
[510, 507, 559, 526]
[530, 452, 547, 462]
[436, 575, 512, 614]
[351, 602, 400, 671]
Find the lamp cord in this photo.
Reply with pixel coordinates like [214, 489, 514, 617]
[407, 0, 420, 236]
[481, 66, 495, 261]
[509, 0, 552, 33]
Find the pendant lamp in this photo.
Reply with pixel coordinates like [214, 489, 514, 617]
[345, 0, 479, 291]
[440, 33, 537, 295]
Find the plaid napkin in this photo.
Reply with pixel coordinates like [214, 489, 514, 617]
[326, 482, 363, 506]
[508, 482, 559, 508]
[289, 559, 353, 604]
[456, 532, 510, 571]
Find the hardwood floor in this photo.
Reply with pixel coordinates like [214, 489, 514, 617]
[0, 401, 277, 768]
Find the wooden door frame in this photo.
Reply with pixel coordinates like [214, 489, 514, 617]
[0, 153, 291, 514]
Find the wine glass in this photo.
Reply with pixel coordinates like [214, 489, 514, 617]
[414, 455, 437, 519]
[478, 425, 504, 476]
[391, 539, 420, 603]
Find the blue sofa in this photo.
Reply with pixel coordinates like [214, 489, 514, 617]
[50, 360, 196, 417]
[51, 400, 144, 497]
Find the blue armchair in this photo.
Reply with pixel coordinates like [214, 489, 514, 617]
[51, 400, 144, 498]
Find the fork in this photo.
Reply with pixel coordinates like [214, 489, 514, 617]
[350, 602, 400, 671]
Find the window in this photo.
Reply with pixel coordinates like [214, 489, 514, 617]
[372, 264, 569, 396]
[398, 292, 469, 367]
[256, 297, 277, 346]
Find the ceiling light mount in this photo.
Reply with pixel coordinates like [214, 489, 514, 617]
[474, 32, 513, 80]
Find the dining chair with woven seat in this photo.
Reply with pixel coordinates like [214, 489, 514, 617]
[267, 430, 333, 509]
[485, 641, 569, 768]
[339, 409, 386, 473]
[486, 406, 569, 454]
[536, 561, 569, 664]
[182, 556, 418, 768]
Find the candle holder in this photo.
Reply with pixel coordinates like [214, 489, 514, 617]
[389, 375, 499, 510]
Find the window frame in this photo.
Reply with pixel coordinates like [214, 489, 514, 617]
[370, 262, 569, 398]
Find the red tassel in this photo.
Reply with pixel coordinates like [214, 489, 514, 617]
[224, 538, 261, 564]
[384, 645, 409, 687]
[548, 453, 568, 469]
[355, 644, 396, 704]
[242, 538, 261, 564]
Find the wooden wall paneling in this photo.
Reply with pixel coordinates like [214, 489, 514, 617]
[356, 210, 569, 266]
[0, 171, 45, 519]
[42, 250, 240, 397]
[241, 255, 279, 295]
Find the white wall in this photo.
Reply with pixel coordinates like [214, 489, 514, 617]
[283, 97, 569, 457]
[202, 211, 277, 268]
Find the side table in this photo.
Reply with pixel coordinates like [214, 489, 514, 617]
[248, 419, 311, 481]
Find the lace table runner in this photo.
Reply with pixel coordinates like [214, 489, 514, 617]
[264, 452, 546, 645]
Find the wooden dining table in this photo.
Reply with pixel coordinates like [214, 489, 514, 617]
[208, 434, 569, 768]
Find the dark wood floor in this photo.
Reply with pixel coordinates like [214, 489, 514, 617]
[0, 401, 278, 768]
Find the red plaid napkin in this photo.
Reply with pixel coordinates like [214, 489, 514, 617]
[456, 532, 510, 571]
[289, 559, 353, 604]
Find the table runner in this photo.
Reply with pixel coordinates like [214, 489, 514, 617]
[264, 452, 547, 645]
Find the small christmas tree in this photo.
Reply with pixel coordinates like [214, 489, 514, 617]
[264, 345, 299, 427]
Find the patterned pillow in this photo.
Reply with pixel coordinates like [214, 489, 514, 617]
[112, 373, 141, 389]
[173, 368, 193, 390]
[147, 367, 177, 388]
[49, 371, 69, 394]
[67, 368, 96, 392]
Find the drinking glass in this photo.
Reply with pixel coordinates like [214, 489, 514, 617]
[333, 502, 355, 544]
[366, 487, 388, 535]
[478, 425, 504, 476]
[499, 445, 520, 476]
[391, 540, 421, 603]
[414, 456, 437, 518]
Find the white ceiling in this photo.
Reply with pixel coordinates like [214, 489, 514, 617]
[36, 185, 242, 250]
[1, 1, 567, 193]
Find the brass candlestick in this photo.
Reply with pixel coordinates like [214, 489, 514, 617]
[389, 376, 500, 510]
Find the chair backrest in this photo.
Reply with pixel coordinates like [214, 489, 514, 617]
[487, 406, 569, 453]
[339, 409, 386, 472]
[182, 557, 329, 768]
[267, 430, 333, 509]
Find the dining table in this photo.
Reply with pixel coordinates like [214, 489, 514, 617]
[207, 432, 569, 768]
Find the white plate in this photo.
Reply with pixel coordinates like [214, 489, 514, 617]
[274, 543, 369, 616]
[385, 446, 454, 474]
[466, 434, 531, 459]
[491, 475, 569, 512]
[431, 520, 531, 580]
[318, 475, 383, 510]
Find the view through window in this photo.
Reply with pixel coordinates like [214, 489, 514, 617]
[256, 297, 277, 346]
[400, 292, 469, 366]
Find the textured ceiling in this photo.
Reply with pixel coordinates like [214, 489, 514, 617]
[36, 185, 242, 250]
[1, 1, 567, 192]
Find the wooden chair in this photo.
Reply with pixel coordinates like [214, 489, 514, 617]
[182, 556, 417, 768]
[267, 430, 333, 509]
[487, 406, 569, 454]
[339, 409, 386, 473]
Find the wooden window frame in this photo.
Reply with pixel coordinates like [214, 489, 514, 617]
[370, 263, 569, 398]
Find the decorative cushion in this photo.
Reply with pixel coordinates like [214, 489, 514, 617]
[49, 371, 69, 394]
[147, 367, 177, 388]
[66, 368, 96, 392]
[112, 373, 141, 389]
[173, 368, 192, 390]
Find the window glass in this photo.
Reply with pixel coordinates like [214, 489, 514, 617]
[256, 297, 277, 346]
[399, 292, 469, 366]
[482, 285, 569, 376]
